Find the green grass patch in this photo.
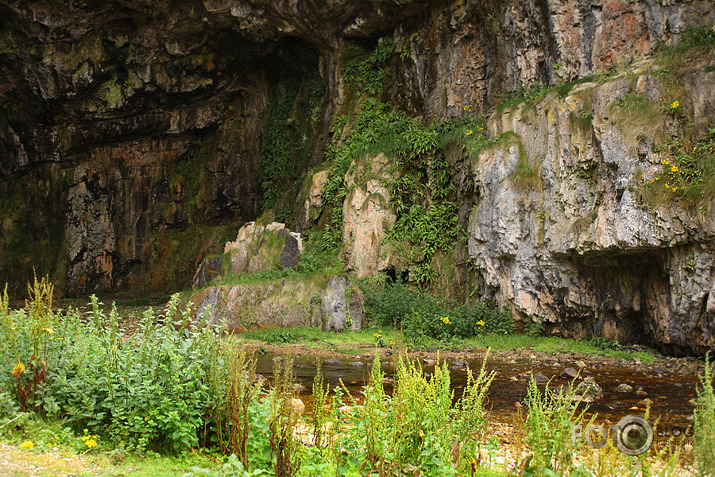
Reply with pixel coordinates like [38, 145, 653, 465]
[653, 26, 715, 72]
[234, 324, 661, 362]
[609, 92, 666, 151]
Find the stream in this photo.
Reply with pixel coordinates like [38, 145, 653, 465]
[255, 351, 700, 430]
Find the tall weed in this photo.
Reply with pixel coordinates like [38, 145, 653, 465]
[694, 353, 715, 476]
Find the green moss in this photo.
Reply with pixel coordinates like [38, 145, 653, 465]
[496, 132, 541, 190]
[170, 139, 212, 225]
[0, 165, 73, 297]
[259, 57, 323, 212]
[142, 225, 234, 293]
[569, 110, 593, 133]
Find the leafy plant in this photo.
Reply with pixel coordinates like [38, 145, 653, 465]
[362, 281, 512, 344]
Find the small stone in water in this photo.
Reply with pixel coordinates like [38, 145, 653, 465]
[614, 383, 634, 393]
[531, 372, 549, 383]
[559, 367, 579, 379]
[289, 398, 305, 415]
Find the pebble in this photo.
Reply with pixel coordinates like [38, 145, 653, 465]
[289, 398, 305, 415]
[614, 383, 634, 393]
[531, 372, 550, 383]
[559, 367, 579, 379]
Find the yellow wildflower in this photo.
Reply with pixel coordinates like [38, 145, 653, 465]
[41, 327, 54, 334]
[693, 146, 697, 152]
[672, 186, 678, 193]
[463, 105, 471, 111]
[84, 438, 98, 449]
[476, 320, 486, 327]
[19, 440, 34, 449]
[11, 361, 25, 377]
[465, 129, 474, 136]
[440, 316, 451, 325]
[671, 100, 680, 109]
[671, 165, 679, 172]
[654, 177, 660, 181]
[649, 178, 655, 183]
[389, 339, 395, 347]
[665, 183, 670, 189]
[662, 158, 670, 165]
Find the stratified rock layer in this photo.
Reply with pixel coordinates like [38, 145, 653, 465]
[2, 0, 715, 353]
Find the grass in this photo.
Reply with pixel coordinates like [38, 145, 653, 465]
[694, 354, 715, 476]
[0, 416, 221, 477]
[609, 93, 666, 152]
[233, 326, 662, 361]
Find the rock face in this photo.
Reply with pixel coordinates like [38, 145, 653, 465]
[461, 62, 715, 354]
[2, 0, 715, 353]
[321, 275, 364, 332]
[342, 153, 397, 278]
[193, 220, 303, 287]
[192, 274, 363, 332]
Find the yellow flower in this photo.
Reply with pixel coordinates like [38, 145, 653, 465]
[662, 158, 670, 165]
[476, 320, 486, 327]
[41, 327, 54, 334]
[84, 438, 98, 449]
[655, 177, 660, 181]
[463, 105, 471, 111]
[11, 361, 25, 377]
[671, 100, 680, 109]
[665, 183, 670, 189]
[671, 165, 679, 173]
[389, 340, 395, 346]
[649, 178, 655, 183]
[440, 316, 451, 325]
[672, 186, 678, 193]
[693, 146, 697, 152]
[465, 129, 473, 136]
[20, 440, 34, 449]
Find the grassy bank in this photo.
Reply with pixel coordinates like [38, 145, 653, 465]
[236, 325, 662, 362]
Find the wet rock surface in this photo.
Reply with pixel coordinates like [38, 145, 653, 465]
[2, 0, 715, 354]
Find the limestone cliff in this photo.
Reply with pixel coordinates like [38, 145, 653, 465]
[1, 0, 714, 353]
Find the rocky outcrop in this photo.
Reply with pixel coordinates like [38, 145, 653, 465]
[191, 273, 363, 332]
[342, 153, 397, 278]
[193, 220, 304, 287]
[462, 61, 715, 354]
[3, 0, 713, 296]
[2, 0, 715, 353]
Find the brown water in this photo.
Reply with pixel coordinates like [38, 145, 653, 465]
[256, 353, 699, 429]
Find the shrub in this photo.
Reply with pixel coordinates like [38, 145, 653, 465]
[362, 281, 513, 343]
